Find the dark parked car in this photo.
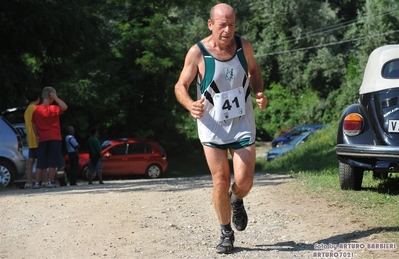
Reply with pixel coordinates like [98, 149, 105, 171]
[266, 131, 313, 161]
[0, 116, 26, 187]
[65, 138, 168, 180]
[271, 124, 327, 147]
[336, 44, 399, 190]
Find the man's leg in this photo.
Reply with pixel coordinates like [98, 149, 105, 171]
[32, 168, 42, 189]
[46, 140, 62, 187]
[203, 146, 231, 224]
[229, 144, 256, 231]
[88, 161, 93, 184]
[97, 159, 104, 184]
[34, 142, 46, 188]
[49, 168, 55, 182]
[24, 157, 35, 188]
[230, 144, 256, 199]
[203, 146, 234, 254]
[70, 154, 78, 185]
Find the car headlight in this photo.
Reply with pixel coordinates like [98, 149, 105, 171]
[343, 113, 363, 136]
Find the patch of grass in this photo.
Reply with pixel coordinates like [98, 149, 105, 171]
[258, 124, 338, 174]
[257, 123, 399, 242]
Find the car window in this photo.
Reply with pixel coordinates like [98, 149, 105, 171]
[128, 143, 152, 154]
[1, 107, 26, 124]
[15, 127, 28, 147]
[108, 144, 127, 156]
[286, 128, 302, 137]
[289, 133, 312, 145]
[383, 59, 399, 78]
[102, 140, 111, 150]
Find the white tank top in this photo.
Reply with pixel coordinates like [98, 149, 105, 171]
[196, 36, 256, 145]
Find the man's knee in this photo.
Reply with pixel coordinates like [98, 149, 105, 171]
[213, 175, 231, 191]
[232, 180, 253, 193]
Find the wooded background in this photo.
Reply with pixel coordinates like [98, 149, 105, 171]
[1, 0, 399, 153]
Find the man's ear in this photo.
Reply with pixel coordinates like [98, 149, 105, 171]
[207, 19, 213, 31]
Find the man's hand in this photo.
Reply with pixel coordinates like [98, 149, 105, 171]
[49, 92, 58, 100]
[190, 97, 205, 119]
[255, 92, 267, 110]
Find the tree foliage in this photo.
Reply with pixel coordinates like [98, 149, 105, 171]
[1, 0, 399, 152]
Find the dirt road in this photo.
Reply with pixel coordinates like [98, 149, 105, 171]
[0, 173, 396, 258]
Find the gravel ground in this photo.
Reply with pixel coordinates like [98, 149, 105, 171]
[0, 173, 397, 259]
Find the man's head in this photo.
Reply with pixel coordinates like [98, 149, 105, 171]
[208, 3, 236, 43]
[67, 125, 75, 135]
[42, 86, 56, 100]
[90, 127, 98, 136]
[26, 88, 41, 103]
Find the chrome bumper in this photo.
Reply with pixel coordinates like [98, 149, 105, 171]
[336, 144, 399, 158]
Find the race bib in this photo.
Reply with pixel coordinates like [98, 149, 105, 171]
[213, 87, 246, 121]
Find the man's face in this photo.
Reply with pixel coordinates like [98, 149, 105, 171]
[208, 12, 236, 44]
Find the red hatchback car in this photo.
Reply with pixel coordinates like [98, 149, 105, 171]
[65, 138, 168, 180]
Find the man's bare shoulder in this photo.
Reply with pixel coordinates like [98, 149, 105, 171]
[239, 37, 252, 49]
[185, 40, 207, 65]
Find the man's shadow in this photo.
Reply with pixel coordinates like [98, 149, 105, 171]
[232, 226, 399, 253]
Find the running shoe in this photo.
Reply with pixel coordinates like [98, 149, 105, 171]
[231, 193, 248, 231]
[216, 229, 235, 254]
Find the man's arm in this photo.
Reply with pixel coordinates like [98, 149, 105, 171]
[242, 39, 267, 110]
[174, 45, 205, 119]
[50, 92, 68, 111]
[33, 123, 39, 143]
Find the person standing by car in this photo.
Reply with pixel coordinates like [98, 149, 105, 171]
[174, 3, 267, 254]
[65, 125, 80, 186]
[23, 88, 41, 189]
[87, 127, 103, 185]
[32, 86, 68, 188]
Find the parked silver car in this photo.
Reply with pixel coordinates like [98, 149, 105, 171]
[12, 123, 67, 186]
[0, 116, 27, 186]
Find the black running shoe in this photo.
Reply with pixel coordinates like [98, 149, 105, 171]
[216, 229, 235, 254]
[232, 200, 248, 231]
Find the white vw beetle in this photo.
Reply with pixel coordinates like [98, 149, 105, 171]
[336, 45, 399, 190]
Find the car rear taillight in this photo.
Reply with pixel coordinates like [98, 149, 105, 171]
[17, 135, 23, 152]
[343, 113, 363, 136]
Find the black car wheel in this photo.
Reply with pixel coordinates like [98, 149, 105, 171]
[146, 164, 161, 179]
[83, 165, 96, 180]
[0, 161, 15, 187]
[339, 161, 364, 191]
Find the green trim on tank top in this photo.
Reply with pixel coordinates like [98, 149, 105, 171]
[196, 36, 248, 95]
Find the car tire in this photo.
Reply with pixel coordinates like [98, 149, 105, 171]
[145, 164, 161, 179]
[339, 161, 363, 191]
[83, 165, 96, 180]
[0, 160, 15, 187]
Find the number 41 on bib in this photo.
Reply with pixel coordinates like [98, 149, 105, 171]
[213, 87, 246, 121]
